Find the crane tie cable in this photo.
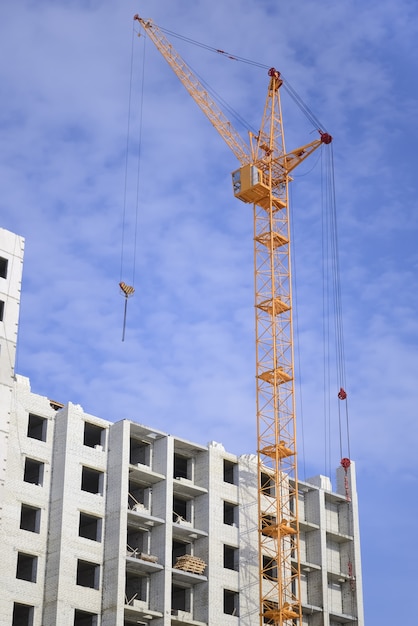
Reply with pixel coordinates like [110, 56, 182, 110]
[153, 24, 329, 133]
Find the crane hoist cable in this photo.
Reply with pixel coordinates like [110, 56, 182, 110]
[319, 138, 355, 600]
[119, 22, 146, 341]
[292, 142, 352, 483]
[320, 141, 352, 477]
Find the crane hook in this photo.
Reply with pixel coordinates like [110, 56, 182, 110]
[119, 282, 135, 342]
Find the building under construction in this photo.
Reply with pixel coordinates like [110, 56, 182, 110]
[0, 228, 363, 625]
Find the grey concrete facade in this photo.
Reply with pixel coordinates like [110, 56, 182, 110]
[0, 227, 364, 626]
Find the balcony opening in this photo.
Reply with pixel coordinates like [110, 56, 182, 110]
[23, 458, 44, 486]
[128, 482, 150, 511]
[173, 496, 191, 524]
[172, 585, 190, 612]
[172, 539, 191, 566]
[81, 467, 103, 495]
[224, 589, 239, 616]
[130, 439, 151, 465]
[127, 528, 148, 556]
[20, 504, 41, 533]
[12, 603, 34, 626]
[76, 560, 100, 589]
[74, 610, 98, 626]
[125, 572, 147, 604]
[223, 460, 238, 485]
[223, 501, 238, 526]
[174, 453, 189, 479]
[79, 513, 102, 542]
[27, 414, 47, 442]
[83, 422, 105, 449]
[223, 545, 239, 571]
[16, 553, 37, 582]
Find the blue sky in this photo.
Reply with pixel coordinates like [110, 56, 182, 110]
[2, 1, 418, 623]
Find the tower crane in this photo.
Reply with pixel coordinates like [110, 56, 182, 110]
[134, 14, 332, 626]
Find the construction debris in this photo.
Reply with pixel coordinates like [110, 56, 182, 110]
[173, 555, 206, 575]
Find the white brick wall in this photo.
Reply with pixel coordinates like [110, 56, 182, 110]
[0, 342, 364, 626]
[0, 384, 365, 625]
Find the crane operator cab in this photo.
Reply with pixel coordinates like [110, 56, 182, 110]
[232, 164, 286, 211]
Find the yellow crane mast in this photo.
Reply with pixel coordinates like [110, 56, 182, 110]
[134, 15, 332, 626]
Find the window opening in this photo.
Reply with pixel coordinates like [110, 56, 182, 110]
[27, 414, 47, 442]
[0, 300, 4, 322]
[79, 513, 102, 542]
[223, 545, 239, 571]
[223, 501, 238, 526]
[16, 553, 37, 582]
[81, 467, 103, 495]
[224, 589, 239, 616]
[23, 458, 44, 486]
[263, 600, 278, 624]
[12, 603, 34, 626]
[74, 610, 98, 626]
[174, 453, 189, 479]
[0, 257, 8, 279]
[261, 514, 277, 536]
[83, 422, 105, 448]
[262, 555, 278, 580]
[20, 504, 41, 533]
[289, 492, 296, 516]
[260, 471, 275, 497]
[76, 560, 100, 589]
[223, 460, 237, 484]
[291, 576, 297, 597]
